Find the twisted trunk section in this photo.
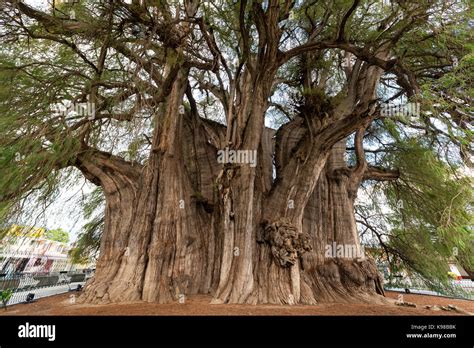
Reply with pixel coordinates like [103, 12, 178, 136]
[301, 141, 386, 304]
[78, 69, 221, 304]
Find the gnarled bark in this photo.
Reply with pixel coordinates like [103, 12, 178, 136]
[78, 69, 220, 304]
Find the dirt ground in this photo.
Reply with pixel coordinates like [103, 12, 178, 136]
[1, 291, 472, 316]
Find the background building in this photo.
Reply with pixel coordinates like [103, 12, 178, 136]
[0, 225, 71, 275]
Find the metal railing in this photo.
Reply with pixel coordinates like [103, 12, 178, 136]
[385, 279, 474, 300]
[0, 270, 94, 306]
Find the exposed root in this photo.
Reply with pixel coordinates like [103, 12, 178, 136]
[304, 257, 388, 304]
[77, 278, 143, 305]
[79, 272, 201, 305]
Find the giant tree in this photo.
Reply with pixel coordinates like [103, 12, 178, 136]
[0, 0, 472, 304]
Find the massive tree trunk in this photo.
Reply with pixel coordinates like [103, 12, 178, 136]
[76, 99, 388, 306]
[77, 47, 391, 306]
[77, 111, 386, 306]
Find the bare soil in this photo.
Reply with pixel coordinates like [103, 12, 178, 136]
[1, 291, 472, 316]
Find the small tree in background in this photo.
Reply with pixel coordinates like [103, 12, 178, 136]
[0, 289, 13, 310]
[45, 228, 70, 244]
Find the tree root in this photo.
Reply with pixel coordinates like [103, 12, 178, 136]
[303, 257, 387, 304]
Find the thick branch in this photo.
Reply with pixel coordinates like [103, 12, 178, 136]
[363, 167, 400, 181]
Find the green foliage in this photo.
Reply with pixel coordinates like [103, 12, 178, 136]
[0, 289, 13, 310]
[362, 139, 473, 293]
[69, 187, 104, 264]
[44, 228, 70, 244]
[0, 42, 83, 225]
[69, 216, 102, 265]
